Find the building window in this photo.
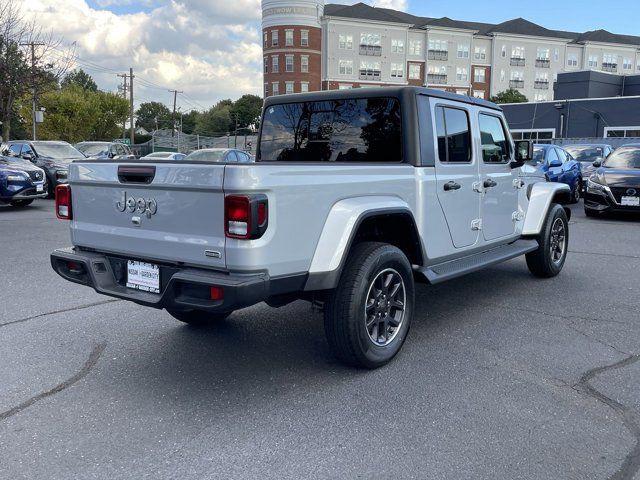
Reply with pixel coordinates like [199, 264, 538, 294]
[510, 71, 524, 88]
[501, 45, 507, 58]
[338, 84, 352, 90]
[588, 55, 599, 68]
[511, 46, 525, 61]
[263, 57, 268, 74]
[511, 129, 554, 143]
[474, 68, 486, 83]
[272, 81, 279, 96]
[264, 83, 268, 97]
[391, 62, 404, 78]
[456, 67, 469, 81]
[500, 69, 506, 82]
[554, 48, 560, 62]
[301, 55, 309, 73]
[391, 39, 404, 53]
[409, 64, 421, 80]
[285, 81, 294, 94]
[359, 60, 381, 80]
[474, 46, 486, 61]
[428, 39, 448, 60]
[272, 55, 279, 73]
[271, 30, 278, 47]
[339, 34, 353, 50]
[534, 93, 549, 102]
[301, 30, 309, 47]
[604, 126, 640, 138]
[603, 53, 618, 71]
[263, 32, 268, 47]
[285, 29, 293, 47]
[567, 53, 578, 67]
[339, 59, 353, 75]
[360, 33, 382, 55]
[456, 89, 467, 95]
[428, 65, 447, 84]
[535, 72, 549, 90]
[285, 55, 294, 73]
[473, 90, 485, 99]
[536, 47, 549, 60]
[623, 58, 633, 71]
[300, 82, 309, 93]
[457, 44, 470, 59]
[409, 40, 422, 56]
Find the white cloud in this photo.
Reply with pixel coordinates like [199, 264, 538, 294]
[20, 0, 263, 110]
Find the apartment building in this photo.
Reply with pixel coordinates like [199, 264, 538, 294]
[262, 0, 640, 101]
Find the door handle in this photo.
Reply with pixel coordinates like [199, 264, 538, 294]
[444, 181, 461, 191]
[483, 179, 498, 188]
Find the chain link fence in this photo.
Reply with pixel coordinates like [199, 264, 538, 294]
[131, 129, 258, 158]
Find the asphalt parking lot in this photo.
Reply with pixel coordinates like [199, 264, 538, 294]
[1, 199, 639, 480]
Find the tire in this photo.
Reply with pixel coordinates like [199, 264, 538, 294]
[324, 242, 415, 369]
[526, 204, 569, 278]
[10, 199, 34, 207]
[166, 309, 231, 326]
[571, 179, 582, 204]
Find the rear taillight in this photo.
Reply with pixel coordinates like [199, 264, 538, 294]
[55, 185, 72, 220]
[224, 194, 268, 239]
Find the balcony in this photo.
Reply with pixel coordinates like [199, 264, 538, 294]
[428, 50, 448, 61]
[510, 57, 526, 67]
[535, 58, 550, 68]
[509, 79, 524, 89]
[427, 73, 448, 84]
[602, 62, 618, 72]
[359, 69, 381, 81]
[359, 44, 382, 56]
[534, 80, 549, 90]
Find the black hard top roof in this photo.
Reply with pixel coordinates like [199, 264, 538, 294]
[263, 86, 502, 112]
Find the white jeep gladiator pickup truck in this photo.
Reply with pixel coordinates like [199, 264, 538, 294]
[51, 87, 571, 368]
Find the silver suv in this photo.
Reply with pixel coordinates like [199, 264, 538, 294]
[51, 87, 571, 368]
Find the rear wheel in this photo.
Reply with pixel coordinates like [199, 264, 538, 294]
[571, 180, 582, 203]
[324, 242, 414, 369]
[166, 309, 232, 326]
[10, 199, 34, 207]
[526, 204, 569, 278]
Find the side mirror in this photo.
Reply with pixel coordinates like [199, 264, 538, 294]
[592, 159, 602, 168]
[510, 140, 533, 168]
[22, 153, 33, 161]
[549, 159, 562, 168]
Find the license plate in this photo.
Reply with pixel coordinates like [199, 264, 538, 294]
[621, 196, 640, 207]
[36, 184, 43, 192]
[126, 260, 160, 293]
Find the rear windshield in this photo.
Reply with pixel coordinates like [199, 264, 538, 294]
[258, 97, 402, 162]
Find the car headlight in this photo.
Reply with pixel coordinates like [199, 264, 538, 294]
[6, 174, 27, 182]
[587, 177, 608, 194]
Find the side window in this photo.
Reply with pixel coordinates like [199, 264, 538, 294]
[8, 144, 22, 156]
[547, 148, 559, 164]
[22, 144, 34, 156]
[226, 151, 239, 162]
[435, 106, 472, 163]
[556, 148, 568, 163]
[479, 114, 511, 163]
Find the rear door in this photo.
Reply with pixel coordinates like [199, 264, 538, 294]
[433, 103, 481, 249]
[70, 162, 227, 269]
[478, 113, 519, 241]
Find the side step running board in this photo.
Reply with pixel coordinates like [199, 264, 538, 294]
[417, 239, 539, 285]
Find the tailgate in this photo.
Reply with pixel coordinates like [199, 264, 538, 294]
[69, 162, 227, 269]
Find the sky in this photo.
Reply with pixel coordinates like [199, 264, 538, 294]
[21, 0, 640, 112]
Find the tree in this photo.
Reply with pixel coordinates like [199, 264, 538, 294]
[135, 101, 172, 132]
[490, 89, 528, 104]
[61, 68, 98, 92]
[195, 100, 233, 136]
[90, 90, 129, 140]
[181, 109, 200, 135]
[230, 94, 263, 130]
[0, 0, 74, 140]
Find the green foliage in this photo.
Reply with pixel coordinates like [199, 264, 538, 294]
[181, 110, 199, 135]
[195, 100, 233, 135]
[22, 85, 129, 143]
[61, 69, 98, 92]
[490, 89, 529, 104]
[0, 37, 30, 140]
[230, 94, 263, 129]
[135, 101, 172, 131]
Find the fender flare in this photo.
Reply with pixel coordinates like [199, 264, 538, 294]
[304, 196, 417, 291]
[522, 182, 571, 236]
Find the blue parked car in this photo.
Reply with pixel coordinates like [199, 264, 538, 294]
[531, 144, 583, 203]
[0, 155, 48, 207]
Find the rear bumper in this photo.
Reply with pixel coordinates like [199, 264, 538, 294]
[50, 247, 306, 313]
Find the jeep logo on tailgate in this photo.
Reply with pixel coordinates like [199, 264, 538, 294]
[116, 191, 158, 218]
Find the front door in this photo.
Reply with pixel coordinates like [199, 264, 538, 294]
[478, 113, 520, 241]
[433, 104, 481, 249]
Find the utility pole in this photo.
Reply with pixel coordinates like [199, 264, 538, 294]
[20, 42, 45, 141]
[117, 73, 128, 140]
[168, 89, 183, 137]
[129, 68, 135, 146]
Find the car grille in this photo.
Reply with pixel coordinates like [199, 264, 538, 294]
[610, 186, 639, 203]
[27, 170, 43, 182]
